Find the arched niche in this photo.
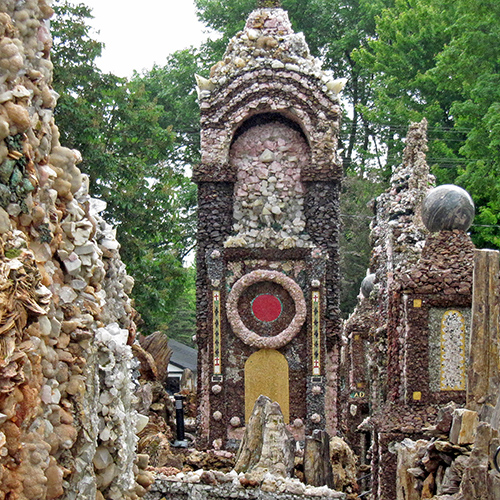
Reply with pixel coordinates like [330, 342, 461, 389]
[228, 113, 311, 248]
[244, 349, 289, 423]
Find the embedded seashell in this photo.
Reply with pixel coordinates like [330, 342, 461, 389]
[0, 13, 14, 38]
[0, 91, 13, 103]
[195, 74, 215, 92]
[4, 101, 30, 132]
[12, 85, 31, 99]
[311, 413, 321, 423]
[230, 416, 241, 427]
[0, 116, 12, 141]
[326, 77, 348, 96]
[293, 418, 304, 428]
[210, 61, 225, 78]
[233, 57, 246, 68]
[246, 29, 259, 41]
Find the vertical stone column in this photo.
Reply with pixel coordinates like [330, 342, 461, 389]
[467, 249, 500, 411]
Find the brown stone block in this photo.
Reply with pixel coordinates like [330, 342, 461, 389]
[449, 409, 478, 445]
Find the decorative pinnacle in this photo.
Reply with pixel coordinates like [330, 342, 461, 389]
[258, 0, 282, 7]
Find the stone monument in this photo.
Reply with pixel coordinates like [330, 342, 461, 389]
[194, 6, 343, 449]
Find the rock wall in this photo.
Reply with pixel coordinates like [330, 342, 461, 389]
[195, 6, 343, 450]
[0, 3, 146, 499]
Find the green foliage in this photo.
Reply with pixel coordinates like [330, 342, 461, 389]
[339, 175, 381, 316]
[194, 0, 392, 310]
[355, 0, 500, 249]
[51, 1, 197, 335]
[166, 266, 197, 346]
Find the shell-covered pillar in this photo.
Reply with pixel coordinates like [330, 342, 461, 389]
[194, 6, 343, 450]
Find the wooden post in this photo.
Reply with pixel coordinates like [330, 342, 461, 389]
[467, 249, 500, 410]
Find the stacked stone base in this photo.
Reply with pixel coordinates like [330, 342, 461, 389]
[144, 480, 345, 500]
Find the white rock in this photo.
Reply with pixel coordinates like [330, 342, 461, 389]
[259, 149, 275, 163]
[6, 204, 21, 216]
[100, 238, 119, 251]
[136, 414, 149, 433]
[38, 315, 51, 336]
[59, 286, 77, 304]
[93, 446, 113, 470]
[90, 197, 107, 214]
[64, 254, 82, 275]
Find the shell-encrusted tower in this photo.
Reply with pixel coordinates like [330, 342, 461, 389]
[194, 6, 343, 450]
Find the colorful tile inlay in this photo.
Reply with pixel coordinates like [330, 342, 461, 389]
[213, 290, 221, 375]
[312, 291, 321, 375]
[251, 294, 282, 322]
[440, 310, 466, 391]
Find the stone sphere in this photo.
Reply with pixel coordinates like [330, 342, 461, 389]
[361, 273, 376, 298]
[421, 185, 474, 232]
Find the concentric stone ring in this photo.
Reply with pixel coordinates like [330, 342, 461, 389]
[226, 269, 306, 349]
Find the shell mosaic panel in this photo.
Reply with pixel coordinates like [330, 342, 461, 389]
[428, 308, 470, 392]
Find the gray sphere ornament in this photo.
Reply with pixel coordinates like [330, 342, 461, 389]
[361, 273, 376, 298]
[421, 185, 475, 232]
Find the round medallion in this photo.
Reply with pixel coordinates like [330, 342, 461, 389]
[251, 294, 282, 322]
[226, 269, 306, 349]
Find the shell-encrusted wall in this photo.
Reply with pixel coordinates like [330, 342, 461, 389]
[228, 120, 311, 249]
[0, 3, 147, 499]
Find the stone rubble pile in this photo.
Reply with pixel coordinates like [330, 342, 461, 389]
[0, 3, 147, 499]
[396, 405, 500, 499]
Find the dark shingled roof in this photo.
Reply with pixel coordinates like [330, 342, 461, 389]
[168, 339, 197, 374]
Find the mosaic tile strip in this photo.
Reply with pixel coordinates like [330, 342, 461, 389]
[312, 291, 321, 375]
[440, 309, 466, 391]
[213, 290, 221, 375]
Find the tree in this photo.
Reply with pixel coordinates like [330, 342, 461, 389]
[432, 0, 500, 248]
[355, 0, 500, 249]
[194, 0, 389, 313]
[51, 1, 197, 334]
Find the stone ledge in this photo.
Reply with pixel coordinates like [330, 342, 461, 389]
[144, 480, 345, 500]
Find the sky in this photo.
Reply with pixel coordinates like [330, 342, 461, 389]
[80, 0, 211, 77]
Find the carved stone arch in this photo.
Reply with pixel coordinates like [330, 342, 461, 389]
[196, 69, 342, 183]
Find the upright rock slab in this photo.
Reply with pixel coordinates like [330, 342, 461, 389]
[234, 395, 295, 478]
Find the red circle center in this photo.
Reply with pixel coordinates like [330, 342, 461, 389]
[252, 294, 282, 322]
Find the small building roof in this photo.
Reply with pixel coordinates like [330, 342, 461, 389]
[168, 339, 197, 374]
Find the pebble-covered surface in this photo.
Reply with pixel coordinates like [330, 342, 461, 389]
[144, 470, 345, 499]
[195, 6, 343, 449]
[0, 4, 147, 499]
[228, 121, 310, 249]
[340, 119, 483, 499]
[194, 7, 342, 184]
